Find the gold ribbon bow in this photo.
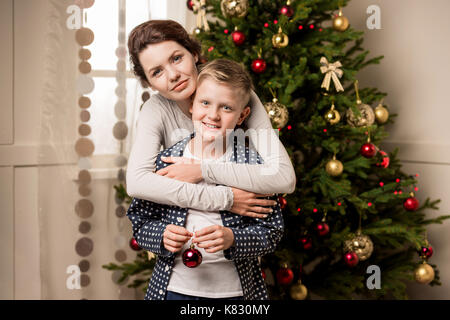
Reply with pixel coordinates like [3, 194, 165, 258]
[320, 56, 344, 92]
[193, 0, 210, 32]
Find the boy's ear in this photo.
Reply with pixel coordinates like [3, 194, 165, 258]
[237, 106, 251, 125]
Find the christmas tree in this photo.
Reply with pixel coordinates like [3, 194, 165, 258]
[103, 0, 450, 300]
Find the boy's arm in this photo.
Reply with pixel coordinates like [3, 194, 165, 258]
[126, 197, 175, 258]
[223, 199, 284, 260]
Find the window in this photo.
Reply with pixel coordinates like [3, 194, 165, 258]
[82, 0, 167, 157]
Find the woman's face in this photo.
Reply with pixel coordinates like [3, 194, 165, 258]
[138, 40, 198, 102]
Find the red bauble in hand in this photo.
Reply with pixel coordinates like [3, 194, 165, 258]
[360, 143, 377, 158]
[280, 5, 294, 17]
[404, 196, 419, 211]
[279, 196, 287, 210]
[231, 30, 246, 46]
[315, 222, 330, 236]
[129, 237, 142, 251]
[299, 236, 312, 250]
[276, 267, 294, 285]
[182, 244, 203, 268]
[251, 58, 266, 73]
[344, 252, 359, 267]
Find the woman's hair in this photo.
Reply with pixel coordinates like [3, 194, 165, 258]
[128, 20, 203, 87]
[197, 59, 254, 107]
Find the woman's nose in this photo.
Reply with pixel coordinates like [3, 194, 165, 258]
[167, 65, 180, 82]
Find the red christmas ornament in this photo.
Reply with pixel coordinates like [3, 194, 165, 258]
[376, 150, 390, 168]
[261, 269, 266, 280]
[404, 196, 420, 211]
[251, 58, 266, 73]
[186, 0, 194, 11]
[129, 237, 142, 251]
[360, 143, 377, 158]
[182, 244, 203, 268]
[279, 5, 294, 17]
[315, 222, 330, 236]
[343, 252, 359, 267]
[276, 267, 294, 285]
[231, 30, 246, 46]
[419, 245, 433, 259]
[279, 196, 287, 210]
[299, 236, 312, 250]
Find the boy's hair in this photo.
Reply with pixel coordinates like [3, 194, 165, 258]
[197, 59, 254, 107]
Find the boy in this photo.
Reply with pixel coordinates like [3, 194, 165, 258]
[126, 59, 284, 300]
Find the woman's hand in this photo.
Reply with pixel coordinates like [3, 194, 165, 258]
[163, 224, 193, 253]
[192, 225, 235, 253]
[230, 187, 277, 218]
[156, 156, 203, 184]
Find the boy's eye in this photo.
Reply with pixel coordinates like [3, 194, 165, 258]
[223, 105, 232, 111]
[201, 100, 209, 106]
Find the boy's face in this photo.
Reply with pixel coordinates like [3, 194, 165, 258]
[190, 77, 251, 143]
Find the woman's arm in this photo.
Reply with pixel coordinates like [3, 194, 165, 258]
[126, 96, 233, 211]
[200, 90, 296, 194]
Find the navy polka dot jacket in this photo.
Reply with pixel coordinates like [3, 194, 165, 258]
[126, 132, 284, 300]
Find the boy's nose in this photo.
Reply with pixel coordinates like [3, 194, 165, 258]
[207, 108, 220, 120]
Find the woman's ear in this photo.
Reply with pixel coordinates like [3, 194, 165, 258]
[237, 106, 251, 125]
[194, 53, 199, 64]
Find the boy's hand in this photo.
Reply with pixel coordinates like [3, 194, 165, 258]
[163, 224, 193, 253]
[192, 225, 235, 253]
[156, 157, 202, 184]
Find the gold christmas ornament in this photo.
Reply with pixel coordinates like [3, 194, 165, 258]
[319, 57, 344, 92]
[332, 8, 350, 32]
[192, 0, 210, 32]
[290, 280, 308, 300]
[326, 154, 344, 177]
[193, 27, 202, 36]
[346, 80, 375, 127]
[264, 98, 289, 129]
[272, 27, 289, 48]
[220, 0, 249, 18]
[343, 230, 374, 261]
[414, 262, 435, 284]
[374, 99, 389, 124]
[324, 101, 341, 125]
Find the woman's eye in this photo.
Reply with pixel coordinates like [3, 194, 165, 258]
[174, 55, 182, 62]
[152, 69, 161, 77]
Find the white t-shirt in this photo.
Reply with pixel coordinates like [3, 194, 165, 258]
[166, 141, 243, 298]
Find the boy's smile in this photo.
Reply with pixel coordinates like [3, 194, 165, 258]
[190, 77, 250, 146]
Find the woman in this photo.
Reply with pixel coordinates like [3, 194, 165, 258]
[126, 19, 296, 218]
